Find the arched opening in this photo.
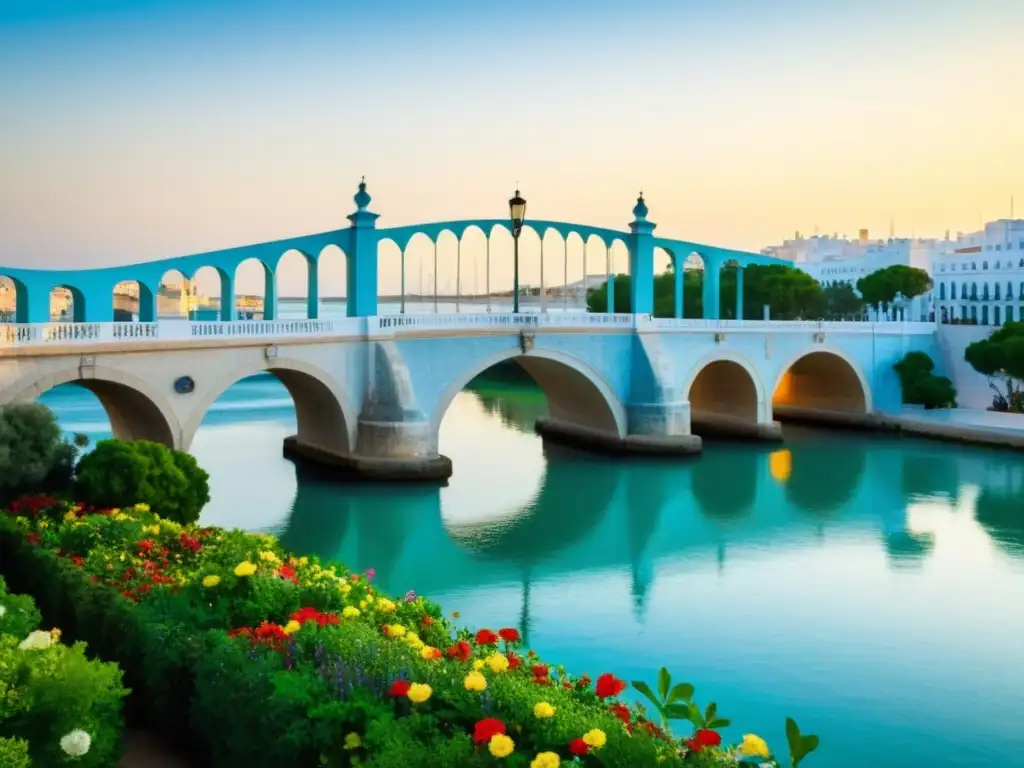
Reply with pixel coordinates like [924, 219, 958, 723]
[0, 275, 27, 323]
[112, 280, 154, 322]
[235, 257, 274, 320]
[459, 226, 487, 309]
[31, 374, 177, 449]
[275, 249, 314, 319]
[685, 252, 706, 318]
[49, 284, 86, 323]
[515, 226, 543, 313]
[686, 358, 761, 436]
[434, 351, 625, 457]
[157, 269, 191, 319]
[316, 245, 346, 318]
[191, 266, 233, 320]
[773, 351, 869, 416]
[404, 233, 434, 311]
[377, 238, 404, 311]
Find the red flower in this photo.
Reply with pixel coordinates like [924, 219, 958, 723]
[422, 616, 433, 628]
[533, 676, 552, 686]
[138, 539, 154, 553]
[278, 564, 299, 584]
[177, 532, 201, 553]
[507, 652, 522, 670]
[569, 738, 590, 756]
[531, 664, 549, 678]
[388, 680, 411, 698]
[498, 627, 520, 643]
[26, 532, 40, 546]
[446, 640, 472, 662]
[686, 729, 722, 753]
[71, 555, 84, 567]
[475, 628, 499, 645]
[609, 703, 632, 726]
[473, 718, 506, 745]
[291, 607, 339, 627]
[595, 673, 627, 699]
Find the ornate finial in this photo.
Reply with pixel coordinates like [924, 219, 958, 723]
[632, 190, 649, 220]
[354, 177, 371, 210]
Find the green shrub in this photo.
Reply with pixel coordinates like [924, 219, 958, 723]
[0, 737, 31, 768]
[75, 439, 210, 524]
[0, 575, 128, 767]
[0, 403, 87, 504]
[893, 352, 957, 409]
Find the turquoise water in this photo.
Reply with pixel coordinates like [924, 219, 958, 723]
[37, 372, 1024, 768]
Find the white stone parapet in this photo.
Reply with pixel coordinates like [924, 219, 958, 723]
[0, 313, 936, 347]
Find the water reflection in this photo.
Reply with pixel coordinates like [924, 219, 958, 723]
[783, 427, 868, 517]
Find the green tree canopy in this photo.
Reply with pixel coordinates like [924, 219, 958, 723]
[0, 403, 86, 502]
[856, 265, 932, 307]
[822, 282, 866, 319]
[964, 321, 1024, 408]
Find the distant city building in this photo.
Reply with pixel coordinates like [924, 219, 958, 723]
[931, 219, 1024, 325]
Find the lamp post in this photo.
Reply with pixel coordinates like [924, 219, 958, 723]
[509, 189, 526, 314]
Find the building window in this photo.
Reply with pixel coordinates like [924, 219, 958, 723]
[951, 281, 957, 300]
[940, 283, 946, 299]
[971, 283, 978, 300]
[995, 283, 1001, 300]
[1008, 281, 1014, 299]
[983, 284, 990, 301]
[1009, 306, 1016, 322]
[984, 261, 989, 269]
[972, 262, 977, 270]
[995, 261, 1000, 269]
[996, 245, 1002, 251]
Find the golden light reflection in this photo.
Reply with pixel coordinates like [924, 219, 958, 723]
[769, 449, 792, 484]
[773, 370, 794, 405]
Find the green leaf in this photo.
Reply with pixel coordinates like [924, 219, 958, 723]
[704, 702, 717, 723]
[631, 681, 664, 714]
[667, 682, 694, 704]
[687, 701, 704, 727]
[663, 704, 692, 721]
[657, 667, 671, 702]
[786, 717, 800, 747]
[706, 718, 731, 730]
[793, 734, 820, 766]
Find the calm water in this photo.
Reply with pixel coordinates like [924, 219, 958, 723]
[37, 359, 1024, 767]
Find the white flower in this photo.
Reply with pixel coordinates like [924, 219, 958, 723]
[0, 604, 6, 618]
[18, 630, 52, 651]
[60, 729, 91, 757]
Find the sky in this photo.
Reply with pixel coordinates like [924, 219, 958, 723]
[1, 0, 1022, 297]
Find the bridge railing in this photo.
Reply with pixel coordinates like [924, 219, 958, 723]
[371, 312, 636, 332]
[642, 317, 937, 334]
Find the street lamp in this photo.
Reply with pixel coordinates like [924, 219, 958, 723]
[509, 188, 526, 313]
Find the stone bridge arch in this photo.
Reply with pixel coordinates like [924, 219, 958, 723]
[1, 365, 181, 448]
[771, 347, 872, 416]
[681, 350, 772, 437]
[180, 356, 355, 454]
[428, 347, 628, 453]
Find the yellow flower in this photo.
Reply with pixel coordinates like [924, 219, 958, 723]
[113, 513, 129, 521]
[384, 624, 406, 639]
[486, 653, 510, 673]
[342, 606, 360, 618]
[359, 600, 367, 609]
[403, 632, 424, 650]
[407, 683, 432, 703]
[582, 729, 606, 749]
[739, 734, 770, 758]
[343, 732, 361, 750]
[296, 556, 308, 566]
[472, 659, 485, 671]
[533, 702, 556, 718]
[202, 575, 221, 588]
[49, 627, 62, 642]
[142, 524, 160, 535]
[488, 733, 515, 758]
[531, 753, 561, 768]
[259, 551, 280, 563]
[134, 503, 151, 513]
[283, 620, 301, 635]
[421, 646, 442, 660]
[64, 511, 77, 522]
[376, 598, 396, 612]
[464, 671, 487, 691]
[340, 582, 352, 595]
[38, 520, 48, 528]
[234, 561, 257, 577]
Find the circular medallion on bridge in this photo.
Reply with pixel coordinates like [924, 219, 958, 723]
[174, 376, 196, 395]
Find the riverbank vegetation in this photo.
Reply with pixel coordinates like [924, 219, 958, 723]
[0, 404, 819, 766]
[893, 352, 958, 410]
[965, 321, 1024, 413]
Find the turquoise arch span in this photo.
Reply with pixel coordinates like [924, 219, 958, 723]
[0, 181, 792, 323]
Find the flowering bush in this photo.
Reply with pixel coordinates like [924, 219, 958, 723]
[0, 495, 817, 767]
[0, 574, 128, 766]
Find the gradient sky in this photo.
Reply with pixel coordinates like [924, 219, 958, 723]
[1, 0, 1022, 297]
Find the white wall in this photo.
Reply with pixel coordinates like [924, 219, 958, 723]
[935, 325, 1000, 409]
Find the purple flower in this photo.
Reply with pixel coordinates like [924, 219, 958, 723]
[404, 589, 417, 603]
[365, 568, 376, 582]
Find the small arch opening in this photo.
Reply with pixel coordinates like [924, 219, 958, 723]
[49, 285, 86, 323]
[158, 269, 191, 319]
[235, 257, 274, 320]
[112, 280, 155, 322]
[0, 275, 28, 323]
[687, 358, 761, 436]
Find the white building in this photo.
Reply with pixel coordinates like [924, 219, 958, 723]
[932, 219, 1024, 325]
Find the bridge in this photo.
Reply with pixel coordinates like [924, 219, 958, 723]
[0, 181, 940, 480]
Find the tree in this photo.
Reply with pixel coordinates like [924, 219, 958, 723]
[856, 265, 932, 309]
[0, 403, 87, 503]
[75, 439, 211, 524]
[893, 351, 957, 409]
[964, 321, 1024, 411]
[822, 282, 866, 319]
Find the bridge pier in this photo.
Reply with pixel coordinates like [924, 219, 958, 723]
[282, 433, 452, 483]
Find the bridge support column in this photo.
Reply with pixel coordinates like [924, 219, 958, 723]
[346, 179, 380, 318]
[627, 193, 656, 315]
